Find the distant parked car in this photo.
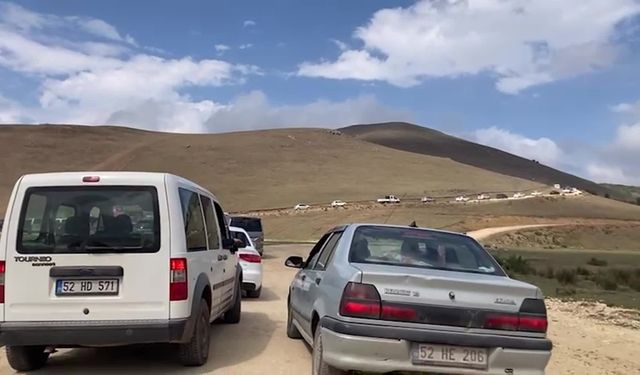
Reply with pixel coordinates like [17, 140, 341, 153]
[455, 196, 469, 202]
[496, 193, 509, 199]
[294, 203, 310, 210]
[331, 200, 346, 208]
[230, 226, 263, 298]
[284, 224, 552, 375]
[477, 194, 490, 200]
[377, 195, 400, 204]
[530, 191, 542, 196]
[550, 190, 561, 195]
[512, 192, 525, 199]
[230, 216, 264, 255]
[421, 196, 435, 203]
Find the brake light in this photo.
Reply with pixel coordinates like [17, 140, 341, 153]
[339, 282, 381, 319]
[0, 261, 5, 304]
[239, 253, 261, 263]
[82, 176, 100, 183]
[381, 304, 418, 321]
[170, 258, 188, 301]
[518, 315, 548, 332]
[484, 313, 547, 333]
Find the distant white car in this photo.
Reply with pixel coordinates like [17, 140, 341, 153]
[531, 191, 542, 196]
[294, 203, 310, 210]
[421, 196, 435, 203]
[477, 194, 490, 200]
[455, 196, 469, 202]
[230, 226, 263, 298]
[512, 192, 526, 199]
[331, 200, 346, 208]
[377, 195, 400, 204]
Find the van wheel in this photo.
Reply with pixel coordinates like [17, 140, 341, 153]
[247, 286, 261, 299]
[223, 281, 241, 324]
[6, 345, 50, 372]
[312, 328, 345, 375]
[178, 300, 210, 366]
[286, 303, 302, 339]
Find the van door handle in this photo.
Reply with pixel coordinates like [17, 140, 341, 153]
[223, 255, 228, 260]
[315, 278, 322, 285]
[301, 275, 306, 281]
[218, 254, 225, 261]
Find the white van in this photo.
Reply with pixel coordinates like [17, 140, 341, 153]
[0, 172, 242, 371]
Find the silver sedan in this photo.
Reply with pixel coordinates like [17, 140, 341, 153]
[285, 224, 552, 375]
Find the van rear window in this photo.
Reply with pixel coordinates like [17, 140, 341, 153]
[17, 186, 160, 254]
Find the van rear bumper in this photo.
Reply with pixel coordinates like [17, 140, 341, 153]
[0, 319, 192, 347]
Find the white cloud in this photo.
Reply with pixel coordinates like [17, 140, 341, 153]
[298, 0, 640, 93]
[243, 20, 256, 27]
[473, 126, 563, 165]
[238, 43, 253, 50]
[204, 91, 412, 132]
[611, 99, 640, 116]
[331, 39, 348, 51]
[215, 44, 230, 53]
[586, 163, 629, 184]
[0, 2, 259, 132]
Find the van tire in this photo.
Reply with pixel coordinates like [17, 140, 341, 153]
[312, 328, 345, 375]
[178, 301, 210, 366]
[286, 303, 302, 339]
[6, 345, 49, 372]
[223, 281, 241, 324]
[247, 286, 261, 299]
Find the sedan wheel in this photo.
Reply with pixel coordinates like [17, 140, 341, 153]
[312, 327, 345, 375]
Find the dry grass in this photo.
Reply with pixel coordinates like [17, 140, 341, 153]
[0, 124, 542, 212]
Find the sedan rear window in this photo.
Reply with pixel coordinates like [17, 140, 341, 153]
[18, 186, 160, 254]
[230, 217, 262, 232]
[349, 226, 503, 275]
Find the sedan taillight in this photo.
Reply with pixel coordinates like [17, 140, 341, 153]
[484, 313, 548, 333]
[339, 282, 418, 322]
[239, 253, 262, 263]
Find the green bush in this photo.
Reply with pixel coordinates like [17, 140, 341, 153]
[587, 257, 608, 267]
[594, 272, 618, 290]
[544, 266, 555, 279]
[498, 255, 534, 275]
[629, 275, 640, 292]
[555, 269, 577, 285]
[576, 266, 591, 276]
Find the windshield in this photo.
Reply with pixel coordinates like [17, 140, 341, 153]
[18, 186, 160, 254]
[230, 217, 262, 232]
[349, 226, 503, 276]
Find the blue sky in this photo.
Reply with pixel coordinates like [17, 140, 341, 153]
[1, 0, 640, 184]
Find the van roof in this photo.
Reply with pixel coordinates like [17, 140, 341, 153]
[18, 172, 214, 198]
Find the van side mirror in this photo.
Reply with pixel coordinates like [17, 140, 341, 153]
[285, 256, 304, 268]
[222, 238, 239, 253]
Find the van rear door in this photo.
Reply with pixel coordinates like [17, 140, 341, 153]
[3, 181, 170, 322]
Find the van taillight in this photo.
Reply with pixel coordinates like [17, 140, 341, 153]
[484, 313, 548, 333]
[170, 258, 188, 301]
[239, 253, 261, 263]
[0, 261, 5, 304]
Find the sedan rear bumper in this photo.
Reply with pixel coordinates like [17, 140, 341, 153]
[0, 319, 191, 347]
[320, 317, 551, 374]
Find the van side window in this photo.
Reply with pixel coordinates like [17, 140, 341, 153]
[212, 202, 229, 240]
[200, 195, 221, 250]
[178, 188, 207, 252]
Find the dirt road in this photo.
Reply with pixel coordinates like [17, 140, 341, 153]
[466, 224, 564, 241]
[0, 243, 638, 374]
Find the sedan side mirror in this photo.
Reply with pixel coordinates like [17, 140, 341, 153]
[285, 256, 304, 268]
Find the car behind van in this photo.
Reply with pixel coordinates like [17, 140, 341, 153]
[0, 172, 243, 371]
[230, 216, 264, 255]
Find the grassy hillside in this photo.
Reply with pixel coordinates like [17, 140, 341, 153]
[601, 184, 640, 204]
[0, 124, 542, 213]
[341, 122, 614, 198]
